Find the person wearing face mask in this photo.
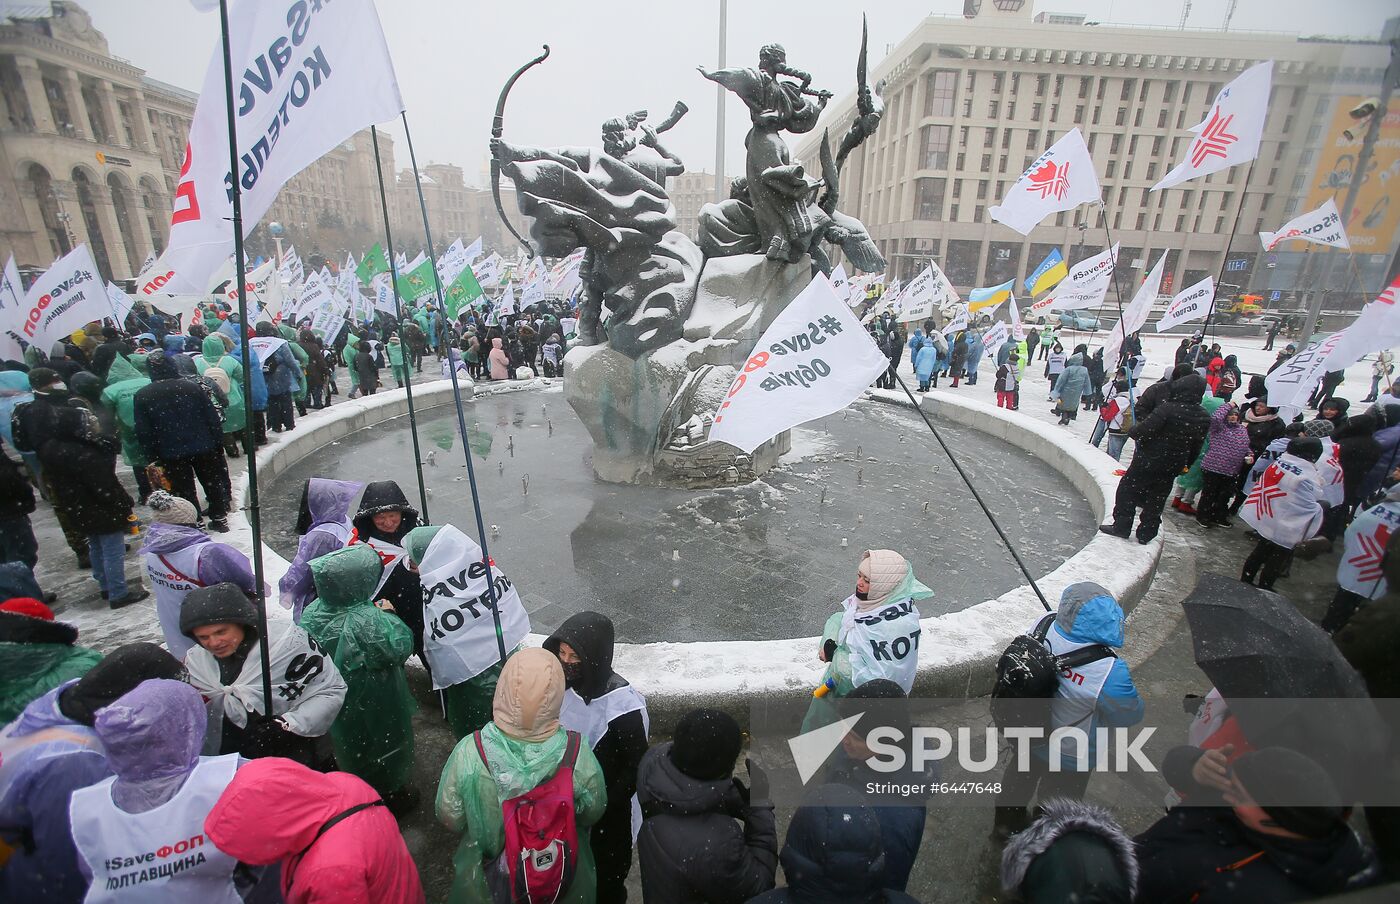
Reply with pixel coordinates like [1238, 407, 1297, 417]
[545, 612, 649, 904]
[804, 550, 932, 733]
[402, 524, 530, 738]
[349, 480, 426, 667]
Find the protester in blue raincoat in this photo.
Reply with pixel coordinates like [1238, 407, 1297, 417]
[914, 339, 938, 392]
[230, 339, 269, 445]
[965, 329, 985, 386]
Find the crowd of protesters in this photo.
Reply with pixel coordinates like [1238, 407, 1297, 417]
[0, 284, 1394, 903]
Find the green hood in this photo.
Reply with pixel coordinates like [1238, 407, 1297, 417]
[278, 325, 297, 341]
[130, 353, 150, 375]
[346, 334, 360, 348]
[202, 334, 227, 361]
[309, 544, 382, 608]
[104, 354, 144, 386]
[404, 525, 442, 566]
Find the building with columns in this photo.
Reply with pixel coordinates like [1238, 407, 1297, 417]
[668, 169, 715, 243]
[796, 2, 1396, 310]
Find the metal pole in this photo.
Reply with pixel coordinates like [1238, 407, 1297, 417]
[714, 0, 727, 201]
[402, 112, 508, 662]
[217, 0, 273, 717]
[1197, 157, 1258, 344]
[369, 125, 431, 521]
[1096, 201, 1140, 415]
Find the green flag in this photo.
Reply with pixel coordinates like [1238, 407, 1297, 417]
[395, 257, 438, 303]
[356, 243, 389, 287]
[443, 266, 483, 319]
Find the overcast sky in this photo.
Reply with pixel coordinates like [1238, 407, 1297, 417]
[74, 0, 1396, 187]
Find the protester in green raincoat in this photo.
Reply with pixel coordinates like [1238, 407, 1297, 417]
[436, 647, 607, 904]
[99, 354, 152, 498]
[279, 323, 310, 414]
[193, 333, 246, 452]
[0, 598, 101, 724]
[404, 525, 530, 738]
[301, 543, 417, 802]
[342, 332, 362, 396]
[1171, 392, 1228, 513]
[387, 334, 409, 388]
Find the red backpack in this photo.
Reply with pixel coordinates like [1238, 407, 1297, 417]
[476, 729, 582, 904]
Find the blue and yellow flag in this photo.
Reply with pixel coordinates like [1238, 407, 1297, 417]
[1024, 248, 1068, 297]
[968, 278, 1015, 313]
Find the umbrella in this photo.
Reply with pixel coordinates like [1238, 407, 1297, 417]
[1182, 572, 1391, 800]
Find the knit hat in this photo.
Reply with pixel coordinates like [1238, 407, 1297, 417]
[0, 597, 53, 620]
[57, 642, 185, 726]
[1287, 437, 1324, 463]
[147, 490, 199, 525]
[1231, 747, 1346, 839]
[1302, 419, 1335, 438]
[179, 583, 258, 637]
[669, 708, 742, 781]
[27, 367, 61, 390]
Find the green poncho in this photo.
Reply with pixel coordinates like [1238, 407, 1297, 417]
[0, 635, 101, 725]
[1177, 394, 1229, 493]
[99, 355, 151, 468]
[196, 334, 247, 434]
[342, 333, 361, 389]
[302, 544, 416, 795]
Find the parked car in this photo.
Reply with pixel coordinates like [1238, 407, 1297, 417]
[1058, 310, 1100, 331]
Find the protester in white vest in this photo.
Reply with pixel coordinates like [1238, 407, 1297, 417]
[993, 582, 1143, 838]
[1323, 484, 1400, 634]
[181, 584, 345, 765]
[1241, 438, 1327, 591]
[139, 492, 258, 658]
[403, 524, 530, 738]
[545, 611, 650, 903]
[70, 679, 273, 903]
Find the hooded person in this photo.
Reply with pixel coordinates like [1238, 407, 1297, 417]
[69, 679, 273, 902]
[0, 643, 183, 903]
[181, 582, 346, 765]
[747, 783, 920, 904]
[142, 491, 258, 658]
[404, 524, 530, 737]
[999, 798, 1138, 904]
[636, 707, 777, 903]
[279, 477, 365, 621]
[1052, 353, 1091, 424]
[194, 333, 247, 455]
[349, 480, 426, 663]
[229, 337, 270, 444]
[488, 336, 510, 381]
[1135, 747, 1380, 902]
[1240, 438, 1326, 590]
[255, 321, 301, 432]
[205, 757, 426, 904]
[805, 550, 932, 733]
[544, 612, 650, 903]
[302, 544, 417, 803]
[0, 597, 101, 725]
[1334, 412, 1382, 512]
[1325, 483, 1400, 634]
[341, 332, 363, 396]
[98, 354, 154, 500]
[387, 332, 409, 387]
[435, 646, 608, 904]
[994, 582, 1144, 837]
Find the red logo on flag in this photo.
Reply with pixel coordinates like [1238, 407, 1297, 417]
[1246, 465, 1287, 519]
[1189, 110, 1239, 168]
[1027, 160, 1070, 201]
[1347, 524, 1392, 584]
[1376, 274, 1400, 306]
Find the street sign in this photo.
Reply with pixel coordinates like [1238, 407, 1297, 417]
[1269, 290, 1282, 302]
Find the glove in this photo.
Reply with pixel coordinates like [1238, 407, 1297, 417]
[821, 639, 837, 663]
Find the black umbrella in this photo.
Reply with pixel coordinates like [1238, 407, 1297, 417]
[1182, 573, 1391, 799]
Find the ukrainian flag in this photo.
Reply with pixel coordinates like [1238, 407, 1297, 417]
[968, 279, 1015, 313]
[1024, 249, 1068, 297]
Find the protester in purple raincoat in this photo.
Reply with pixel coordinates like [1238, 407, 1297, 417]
[278, 477, 365, 621]
[70, 679, 275, 901]
[141, 490, 259, 658]
[0, 643, 183, 903]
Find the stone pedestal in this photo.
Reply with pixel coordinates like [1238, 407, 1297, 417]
[564, 254, 812, 486]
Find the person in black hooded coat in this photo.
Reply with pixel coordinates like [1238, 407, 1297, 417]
[1102, 373, 1210, 543]
[1335, 413, 1382, 514]
[349, 480, 425, 663]
[545, 612, 650, 903]
[747, 783, 919, 904]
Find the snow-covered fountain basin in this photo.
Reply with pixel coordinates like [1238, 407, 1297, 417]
[252, 379, 1160, 725]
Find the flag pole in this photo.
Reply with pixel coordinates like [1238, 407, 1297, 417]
[402, 111, 508, 662]
[217, 0, 272, 716]
[1095, 201, 1140, 416]
[1196, 157, 1258, 345]
[892, 372, 1050, 611]
[368, 125, 431, 521]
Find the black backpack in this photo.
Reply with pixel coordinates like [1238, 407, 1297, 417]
[990, 613, 1116, 728]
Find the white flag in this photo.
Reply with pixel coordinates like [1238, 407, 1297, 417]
[142, 0, 403, 297]
[106, 282, 135, 327]
[942, 305, 969, 336]
[1104, 253, 1167, 365]
[829, 263, 850, 300]
[1259, 198, 1350, 252]
[1008, 291, 1025, 340]
[279, 244, 304, 287]
[474, 253, 502, 289]
[1040, 244, 1119, 313]
[16, 245, 107, 353]
[1265, 330, 1349, 420]
[1152, 61, 1272, 192]
[989, 128, 1102, 235]
[900, 262, 959, 322]
[1157, 277, 1216, 332]
[1315, 274, 1400, 381]
[137, 251, 157, 277]
[370, 272, 397, 316]
[463, 236, 483, 265]
[708, 274, 889, 453]
[0, 257, 28, 361]
[497, 283, 517, 316]
[292, 271, 331, 322]
[981, 321, 1010, 360]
